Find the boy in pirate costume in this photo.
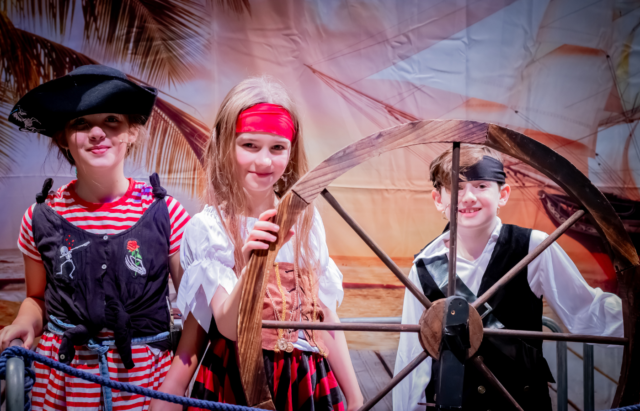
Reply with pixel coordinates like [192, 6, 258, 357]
[392, 145, 623, 411]
[0, 65, 189, 411]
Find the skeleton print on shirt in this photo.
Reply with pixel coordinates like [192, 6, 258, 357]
[56, 235, 90, 279]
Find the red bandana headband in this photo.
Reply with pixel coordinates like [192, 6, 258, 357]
[236, 103, 295, 142]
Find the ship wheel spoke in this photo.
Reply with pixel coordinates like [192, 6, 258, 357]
[263, 320, 420, 332]
[321, 188, 432, 309]
[472, 208, 586, 310]
[472, 356, 525, 411]
[483, 328, 628, 345]
[358, 351, 429, 411]
[448, 142, 461, 296]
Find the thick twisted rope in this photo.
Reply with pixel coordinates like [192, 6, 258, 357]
[3, 345, 639, 411]
[0, 346, 266, 411]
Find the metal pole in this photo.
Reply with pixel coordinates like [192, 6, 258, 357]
[542, 317, 567, 411]
[557, 341, 568, 411]
[482, 328, 627, 345]
[263, 320, 420, 332]
[583, 343, 594, 411]
[448, 142, 460, 297]
[340, 317, 402, 324]
[6, 339, 25, 411]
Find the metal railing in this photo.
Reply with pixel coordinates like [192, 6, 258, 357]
[0, 339, 26, 411]
[543, 316, 569, 411]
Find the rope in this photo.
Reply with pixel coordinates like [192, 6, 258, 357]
[4, 345, 639, 411]
[0, 346, 266, 411]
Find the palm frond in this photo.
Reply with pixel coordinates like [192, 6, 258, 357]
[80, 0, 209, 88]
[130, 97, 209, 196]
[0, 16, 209, 193]
[125, 74, 209, 196]
[0, 87, 21, 175]
[206, 0, 251, 15]
[1, 0, 75, 36]
[0, 11, 96, 98]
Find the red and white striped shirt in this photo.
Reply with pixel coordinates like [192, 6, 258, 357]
[32, 332, 172, 411]
[18, 179, 190, 261]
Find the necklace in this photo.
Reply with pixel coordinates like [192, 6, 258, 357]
[265, 262, 299, 353]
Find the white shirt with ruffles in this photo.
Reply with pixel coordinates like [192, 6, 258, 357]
[177, 205, 344, 337]
[392, 218, 624, 411]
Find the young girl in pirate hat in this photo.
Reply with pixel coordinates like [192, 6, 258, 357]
[151, 76, 363, 411]
[393, 145, 624, 411]
[0, 65, 190, 411]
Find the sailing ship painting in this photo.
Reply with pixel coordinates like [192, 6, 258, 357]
[293, 0, 640, 297]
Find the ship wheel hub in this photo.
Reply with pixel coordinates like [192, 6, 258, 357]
[418, 298, 484, 360]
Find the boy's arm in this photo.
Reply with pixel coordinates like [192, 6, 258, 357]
[393, 265, 433, 411]
[527, 231, 623, 337]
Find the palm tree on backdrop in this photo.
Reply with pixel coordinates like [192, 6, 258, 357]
[0, 0, 250, 194]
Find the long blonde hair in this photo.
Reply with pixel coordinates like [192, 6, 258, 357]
[204, 76, 316, 273]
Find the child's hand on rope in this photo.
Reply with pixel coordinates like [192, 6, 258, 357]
[242, 209, 294, 263]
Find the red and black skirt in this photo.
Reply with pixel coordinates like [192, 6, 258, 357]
[189, 336, 345, 411]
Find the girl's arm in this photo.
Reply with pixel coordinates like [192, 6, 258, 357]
[209, 209, 293, 341]
[210, 269, 246, 341]
[0, 255, 46, 351]
[320, 302, 364, 411]
[149, 313, 208, 411]
[168, 252, 183, 290]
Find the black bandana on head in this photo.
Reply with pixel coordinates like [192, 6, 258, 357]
[460, 156, 506, 184]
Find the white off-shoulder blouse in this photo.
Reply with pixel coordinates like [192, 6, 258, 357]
[177, 205, 345, 334]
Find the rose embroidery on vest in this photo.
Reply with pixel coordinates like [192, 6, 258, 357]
[125, 240, 147, 276]
[56, 235, 90, 279]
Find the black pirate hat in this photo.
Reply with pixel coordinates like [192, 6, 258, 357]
[8, 65, 158, 137]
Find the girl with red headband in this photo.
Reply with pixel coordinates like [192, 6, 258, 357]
[152, 77, 363, 411]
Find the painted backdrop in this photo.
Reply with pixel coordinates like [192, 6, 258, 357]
[2, 0, 637, 407]
[3, 0, 639, 287]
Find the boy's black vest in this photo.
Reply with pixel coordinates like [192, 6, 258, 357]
[417, 224, 554, 411]
[31, 174, 172, 364]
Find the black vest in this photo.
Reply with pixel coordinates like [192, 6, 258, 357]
[416, 225, 553, 411]
[31, 174, 172, 355]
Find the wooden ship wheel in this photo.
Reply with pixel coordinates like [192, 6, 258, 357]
[236, 120, 640, 410]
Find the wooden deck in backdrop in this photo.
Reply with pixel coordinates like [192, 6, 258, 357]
[348, 350, 396, 410]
